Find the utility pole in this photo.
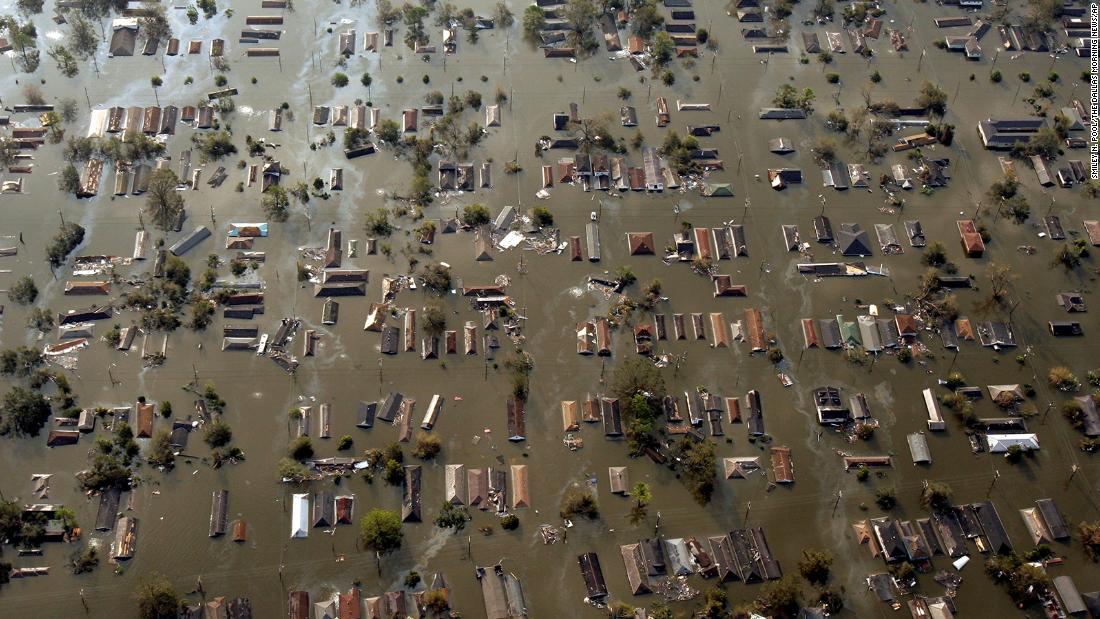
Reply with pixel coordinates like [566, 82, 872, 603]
[743, 501, 751, 524]
[1041, 401, 1054, 424]
[832, 490, 842, 516]
[986, 469, 1000, 497]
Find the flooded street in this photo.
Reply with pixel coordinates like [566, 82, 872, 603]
[1, 0, 1099, 616]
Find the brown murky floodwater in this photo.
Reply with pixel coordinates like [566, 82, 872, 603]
[1, 0, 1099, 616]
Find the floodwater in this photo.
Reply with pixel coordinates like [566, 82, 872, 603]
[1, 0, 1099, 616]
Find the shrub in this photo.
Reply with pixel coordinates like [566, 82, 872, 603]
[7, 276, 37, 304]
[413, 432, 441, 459]
[874, 487, 896, 510]
[288, 436, 313, 461]
[560, 486, 599, 519]
[1049, 367, 1079, 392]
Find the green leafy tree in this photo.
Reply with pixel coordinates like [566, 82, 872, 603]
[522, 5, 546, 38]
[145, 168, 184, 232]
[8, 276, 37, 305]
[360, 508, 404, 564]
[0, 386, 52, 437]
[135, 573, 179, 619]
[261, 185, 290, 222]
[461, 203, 491, 227]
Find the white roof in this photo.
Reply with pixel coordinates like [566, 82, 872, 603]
[986, 434, 1039, 452]
[290, 493, 309, 538]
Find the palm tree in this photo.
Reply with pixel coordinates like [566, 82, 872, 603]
[627, 482, 652, 525]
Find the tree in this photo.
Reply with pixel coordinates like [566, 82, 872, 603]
[145, 168, 184, 232]
[434, 501, 469, 531]
[798, 549, 833, 585]
[0, 346, 46, 377]
[522, 5, 546, 38]
[48, 44, 78, 77]
[377, 118, 400, 144]
[0, 498, 24, 543]
[652, 31, 673, 65]
[402, 4, 429, 49]
[755, 575, 803, 617]
[611, 356, 666, 402]
[1079, 520, 1100, 561]
[1048, 366, 1079, 391]
[631, 0, 663, 36]
[277, 458, 310, 483]
[420, 263, 452, 294]
[422, 304, 447, 336]
[261, 185, 290, 222]
[1025, 126, 1060, 159]
[986, 262, 1015, 303]
[628, 482, 651, 525]
[135, 572, 179, 619]
[917, 81, 948, 116]
[138, 4, 172, 44]
[489, 1, 513, 27]
[146, 428, 175, 468]
[0, 386, 52, 437]
[3, 15, 40, 72]
[18, 0, 45, 14]
[58, 163, 81, 194]
[360, 508, 403, 556]
[365, 208, 394, 236]
[560, 486, 599, 519]
[461, 203, 491, 227]
[288, 436, 313, 460]
[875, 487, 897, 510]
[677, 438, 716, 505]
[920, 480, 953, 511]
[8, 275, 37, 305]
[773, 83, 815, 113]
[203, 420, 232, 448]
[413, 432, 441, 459]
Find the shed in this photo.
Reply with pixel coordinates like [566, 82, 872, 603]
[1053, 575, 1087, 615]
[608, 467, 629, 494]
[209, 490, 229, 537]
[907, 432, 932, 464]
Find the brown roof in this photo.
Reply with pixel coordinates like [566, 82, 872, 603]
[709, 313, 729, 347]
[136, 402, 154, 438]
[725, 397, 741, 423]
[955, 318, 975, 340]
[693, 227, 713, 260]
[770, 446, 794, 483]
[745, 308, 766, 352]
[957, 219, 985, 256]
[801, 318, 820, 348]
[1083, 220, 1100, 246]
[713, 274, 747, 297]
[561, 400, 579, 432]
[626, 232, 656, 255]
[64, 281, 111, 295]
[510, 465, 530, 508]
[895, 314, 918, 336]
